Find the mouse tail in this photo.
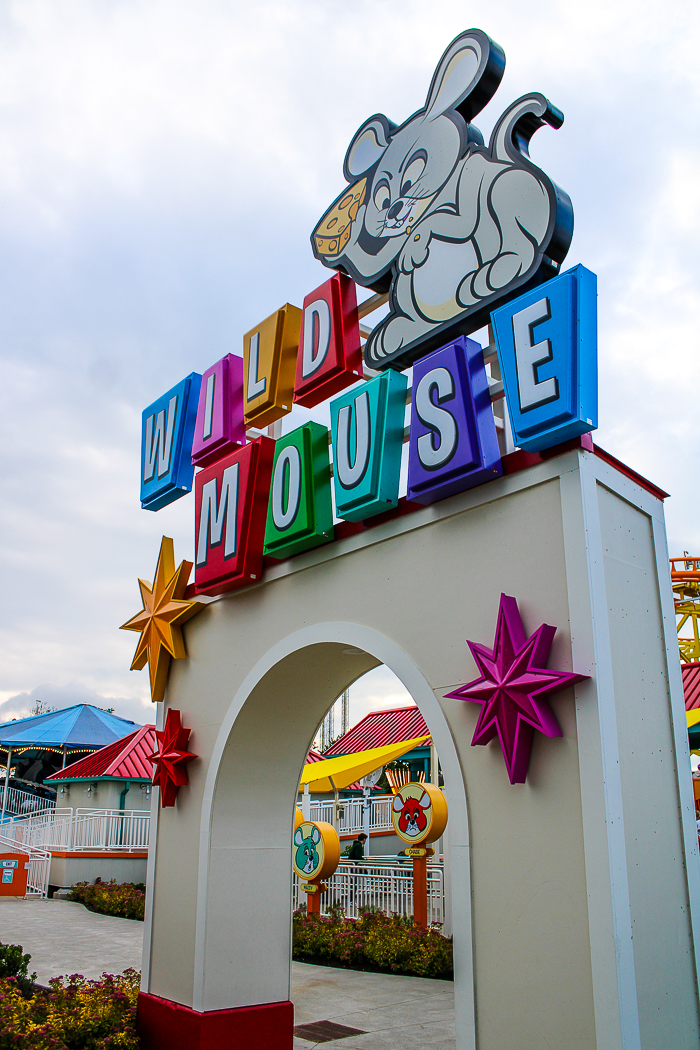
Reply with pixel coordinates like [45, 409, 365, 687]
[489, 93, 564, 164]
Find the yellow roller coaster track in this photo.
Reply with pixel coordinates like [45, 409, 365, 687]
[671, 556, 700, 663]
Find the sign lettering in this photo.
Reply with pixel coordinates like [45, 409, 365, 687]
[408, 337, 501, 504]
[191, 354, 246, 468]
[263, 423, 333, 558]
[294, 274, 363, 409]
[194, 437, 275, 595]
[140, 373, 201, 512]
[243, 304, 302, 427]
[491, 265, 597, 452]
[330, 370, 406, 521]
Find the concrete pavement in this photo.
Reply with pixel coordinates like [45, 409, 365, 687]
[0, 899, 455, 1049]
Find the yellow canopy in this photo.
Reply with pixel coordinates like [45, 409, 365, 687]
[687, 710, 700, 729]
[300, 735, 431, 792]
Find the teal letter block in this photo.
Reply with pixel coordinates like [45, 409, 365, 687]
[263, 422, 334, 558]
[330, 371, 407, 522]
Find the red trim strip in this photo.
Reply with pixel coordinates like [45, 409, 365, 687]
[592, 444, 668, 501]
[137, 992, 293, 1050]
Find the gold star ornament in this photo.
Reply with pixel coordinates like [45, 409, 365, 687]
[120, 536, 204, 703]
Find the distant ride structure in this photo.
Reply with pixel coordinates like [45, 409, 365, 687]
[671, 555, 700, 663]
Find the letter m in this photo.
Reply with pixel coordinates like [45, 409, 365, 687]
[143, 395, 179, 481]
[196, 463, 240, 567]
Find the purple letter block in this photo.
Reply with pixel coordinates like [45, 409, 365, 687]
[191, 354, 246, 468]
[407, 336, 502, 504]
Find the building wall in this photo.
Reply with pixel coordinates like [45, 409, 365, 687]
[142, 448, 700, 1050]
[57, 780, 151, 811]
[50, 853, 148, 888]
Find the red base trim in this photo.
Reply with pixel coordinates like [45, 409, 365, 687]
[137, 992, 293, 1050]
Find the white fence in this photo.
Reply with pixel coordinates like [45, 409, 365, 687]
[1, 808, 150, 853]
[0, 831, 51, 898]
[293, 860, 445, 924]
[308, 795, 394, 834]
[0, 784, 56, 820]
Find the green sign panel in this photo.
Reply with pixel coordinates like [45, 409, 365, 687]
[263, 422, 334, 559]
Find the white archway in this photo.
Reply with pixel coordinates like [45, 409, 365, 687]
[192, 622, 475, 1047]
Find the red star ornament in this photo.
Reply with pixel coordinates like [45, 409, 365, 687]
[148, 709, 197, 807]
[445, 594, 588, 784]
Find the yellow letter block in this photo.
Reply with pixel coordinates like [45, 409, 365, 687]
[243, 304, 302, 428]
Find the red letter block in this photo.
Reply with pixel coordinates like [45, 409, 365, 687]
[293, 273, 363, 408]
[194, 437, 275, 595]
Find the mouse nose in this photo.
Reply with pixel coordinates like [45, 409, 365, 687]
[387, 200, 403, 220]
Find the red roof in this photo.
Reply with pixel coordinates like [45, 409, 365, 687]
[46, 725, 156, 782]
[683, 665, 700, 710]
[324, 705, 430, 756]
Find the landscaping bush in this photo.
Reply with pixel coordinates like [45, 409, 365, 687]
[0, 963, 140, 1050]
[292, 907, 453, 979]
[0, 943, 36, 998]
[69, 882, 145, 922]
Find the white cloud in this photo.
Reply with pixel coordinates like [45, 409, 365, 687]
[0, 0, 698, 721]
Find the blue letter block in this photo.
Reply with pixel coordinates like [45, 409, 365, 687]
[140, 373, 202, 511]
[330, 370, 407, 522]
[490, 265, 597, 453]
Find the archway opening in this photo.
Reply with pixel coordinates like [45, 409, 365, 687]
[197, 630, 473, 1048]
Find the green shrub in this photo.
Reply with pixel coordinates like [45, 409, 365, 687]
[292, 907, 453, 979]
[69, 882, 145, 922]
[0, 942, 36, 997]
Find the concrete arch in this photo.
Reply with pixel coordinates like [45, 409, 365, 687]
[191, 621, 475, 1046]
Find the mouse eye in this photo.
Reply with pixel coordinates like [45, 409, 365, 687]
[401, 155, 426, 197]
[373, 180, 390, 212]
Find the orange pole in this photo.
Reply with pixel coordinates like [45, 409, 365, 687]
[412, 854, 428, 927]
[306, 886, 321, 915]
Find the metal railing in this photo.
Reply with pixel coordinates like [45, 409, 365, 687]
[0, 808, 150, 853]
[72, 809, 150, 852]
[293, 860, 445, 924]
[0, 784, 56, 820]
[0, 831, 51, 898]
[308, 795, 394, 834]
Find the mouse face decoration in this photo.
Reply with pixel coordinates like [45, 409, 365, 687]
[292, 819, 341, 883]
[390, 782, 449, 845]
[294, 823, 323, 878]
[312, 29, 573, 372]
[394, 790, 431, 839]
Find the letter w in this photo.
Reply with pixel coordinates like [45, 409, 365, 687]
[196, 463, 240, 566]
[143, 395, 178, 481]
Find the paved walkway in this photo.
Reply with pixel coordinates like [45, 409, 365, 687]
[0, 899, 455, 1049]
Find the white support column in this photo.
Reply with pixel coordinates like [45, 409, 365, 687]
[560, 459, 641, 1050]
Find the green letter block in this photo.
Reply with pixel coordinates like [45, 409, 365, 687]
[330, 370, 407, 522]
[263, 422, 334, 558]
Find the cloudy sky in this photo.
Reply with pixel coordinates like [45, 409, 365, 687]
[0, 0, 698, 730]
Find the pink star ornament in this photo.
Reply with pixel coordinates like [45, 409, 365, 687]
[446, 594, 588, 784]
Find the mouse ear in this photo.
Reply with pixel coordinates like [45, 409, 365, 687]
[294, 828, 304, 846]
[343, 114, 395, 182]
[424, 29, 505, 124]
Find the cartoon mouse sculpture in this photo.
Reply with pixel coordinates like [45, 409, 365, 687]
[312, 28, 573, 372]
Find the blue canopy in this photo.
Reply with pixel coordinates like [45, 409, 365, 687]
[0, 705, 141, 750]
